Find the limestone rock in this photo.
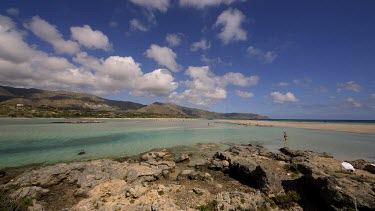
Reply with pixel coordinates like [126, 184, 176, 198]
[176, 154, 190, 163]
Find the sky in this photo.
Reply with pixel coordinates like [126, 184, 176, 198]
[0, 0, 374, 119]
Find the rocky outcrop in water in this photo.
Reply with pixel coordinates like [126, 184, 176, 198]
[1, 144, 374, 211]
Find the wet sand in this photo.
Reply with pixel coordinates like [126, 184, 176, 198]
[217, 120, 375, 133]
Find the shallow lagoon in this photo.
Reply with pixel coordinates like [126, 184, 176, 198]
[0, 119, 374, 168]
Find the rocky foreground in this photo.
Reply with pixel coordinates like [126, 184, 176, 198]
[1, 143, 374, 211]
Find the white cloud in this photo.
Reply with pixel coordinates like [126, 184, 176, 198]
[201, 55, 222, 65]
[166, 33, 182, 47]
[109, 21, 118, 28]
[270, 92, 299, 104]
[278, 82, 289, 87]
[129, 19, 148, 32]
[346, 97, 362, 108]
[169, 66, 258, 106]
[190, 39, 210, 51]
[71, 25, 111, 51]
[247, 46, 277, 64]
[337, 81, 362, 92]
[131, 69, 179, 96]
[6, 8, 19, 16]
[314, 86, 328, 93]
[0, 15, 36, 63]
[25, 16, 80, 55]
[129, 0, 171, 12]
[235, 90, 254, 98]
[370, 94, 375, 99]
[179, 0, 237, 8]
[0, 15, 178, 97]
[214, 8, 247, 44]
[145, 44, 180, 72]
[222, 72, 259, 86]
[293, 78, 312, 87]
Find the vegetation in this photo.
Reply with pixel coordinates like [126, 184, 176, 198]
[273, 191, 301, 209]
[0, 104, 189, 119]
[195, 200, 218, 211]
[284, 164, 302, 178]
[0, 187, 28, 211]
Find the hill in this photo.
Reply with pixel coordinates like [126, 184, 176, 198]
[0, 85, 268, 119]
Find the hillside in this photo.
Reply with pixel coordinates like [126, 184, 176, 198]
[0, 85, 268, 119]
[136, 102, 268, 119]
[0, 85, 145, 111]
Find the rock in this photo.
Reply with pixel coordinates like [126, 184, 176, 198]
[0, 170, 5, 177]
[176, 169, 193, 180]
[364, 164, 375, 174]
[209, 159, 223, 170]
[141, 149, 172, 161]
[350, 159, 375, 174]
[188, 171, 213, 182]
[125, 185, 149, 198]
[10, 186, 49, 200]
[216, 191, 268, 211]
[176, 154, 190, 163]
[193, 188, 205, 195]
[250, 164, 283, 194]
[177, 170, 213, 182]
[222, 160, 230, 168]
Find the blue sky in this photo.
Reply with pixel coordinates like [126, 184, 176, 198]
[0, 0, 374, 119]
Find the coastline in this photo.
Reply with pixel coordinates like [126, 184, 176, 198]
[1, 143, 374, 210]
[216, 119, 375, 133]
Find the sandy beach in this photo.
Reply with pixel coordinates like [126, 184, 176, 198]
[216, 120, 375, 133]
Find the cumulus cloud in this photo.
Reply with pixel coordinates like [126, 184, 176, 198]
[71, 25, 111, 51]
[0, 15, 178, 97]
[270, 92, 299, 104]
[25, 16, 80, 55]
[131, 69, 179, 96]
[278, 82, 290, 87]
[190, 39, 210, 51]
[166, 33, 182, 47]
[214, 8, 247, 44]
[179, 0, 238, 8]
[201, 55, 222, 65]
[129, 19, 148, 32]
[337, 81, 362, 92]
[169, 66, 258, 106]
[371, 94, 375, 99]
[145, 44, 180, 72]
[129, 0, 171, 12]
[247, 46, 277, 64]
[6, 8, 19, 16]
[235, 90, 254, 98]
[346, 97, 362, 108]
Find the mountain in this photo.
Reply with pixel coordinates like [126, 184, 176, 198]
[0, 85, 145, 111]
[0, 85, 268, 119]
[137, 102, 268, 119]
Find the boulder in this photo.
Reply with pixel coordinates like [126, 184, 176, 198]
[216, 191, 269, 211]
[176, 154, 190, 163]
[10, 186, 49, 200]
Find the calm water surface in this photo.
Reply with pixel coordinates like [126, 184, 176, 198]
[0, 119, 374, 168]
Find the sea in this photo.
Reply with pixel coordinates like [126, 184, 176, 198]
[0, 118, 374, 168]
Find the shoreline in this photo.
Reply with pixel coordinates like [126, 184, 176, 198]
[1, 142, 374, 210]
[216, 119, 375, 133]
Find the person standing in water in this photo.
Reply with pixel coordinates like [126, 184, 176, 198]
[283, 132, 288, 141]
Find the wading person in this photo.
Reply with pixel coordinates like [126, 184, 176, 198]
[283, 132, 288, 141]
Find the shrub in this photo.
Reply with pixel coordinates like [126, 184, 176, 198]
[273, 191, 301, 209]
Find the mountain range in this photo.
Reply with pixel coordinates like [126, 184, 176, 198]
[0, 85, 268, 119]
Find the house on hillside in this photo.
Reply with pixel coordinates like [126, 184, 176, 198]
[16, 104, 24, 107]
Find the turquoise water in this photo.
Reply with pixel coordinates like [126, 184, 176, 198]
[0, 119, 374, 168]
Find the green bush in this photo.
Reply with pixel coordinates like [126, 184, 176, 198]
[274, 191, 301, 209]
